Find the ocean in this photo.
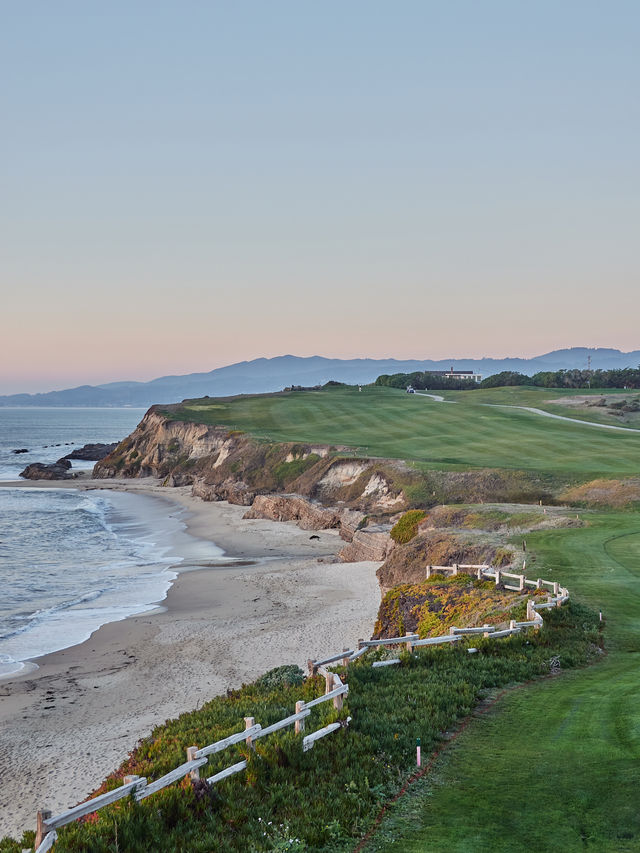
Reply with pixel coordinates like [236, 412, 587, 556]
[0, 408, 224, 678]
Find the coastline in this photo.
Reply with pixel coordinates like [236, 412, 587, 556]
[0, 475, 382, 840]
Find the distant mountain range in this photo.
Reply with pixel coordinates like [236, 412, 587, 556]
[2, 348, 638, 408]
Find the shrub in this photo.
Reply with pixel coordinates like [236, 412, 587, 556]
[492, 547, 515, 567]
[390, 510, 428, 544]
[272, 454, 320, 486]
[255, 665, 304, 691]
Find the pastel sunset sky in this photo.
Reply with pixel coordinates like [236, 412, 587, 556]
[2, 2, 638, 393]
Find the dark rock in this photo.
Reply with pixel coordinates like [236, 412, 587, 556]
[20, 459, 75, 480]
[64, 442, 118, 461]
[12, 448, 29, 454]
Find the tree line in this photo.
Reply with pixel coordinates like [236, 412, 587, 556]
[374, 368, 640, 391]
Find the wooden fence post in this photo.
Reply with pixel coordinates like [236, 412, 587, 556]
[295, 700, 306, 734]
[405, 632, 414, 653]
[518, 575, 525, 591]
[342, 648, 350, 667]
[494, 569, 501, 586]
[244, 716, 256, 749]
[536, 578, 542, 589]
[357, 638, 364, 650]
[452, 563, 458, 576]
[426, 565, 432, 579]
[185, 747, 200, 780]
[477, 567, 483, 580]
[307, 658, 316, 676]
[509, 620, 517, 630]
[35, 809, 51, 848]
[324, 672, 333, 695]
[553, 581, 560, 596]
[333, 676, 344, 711]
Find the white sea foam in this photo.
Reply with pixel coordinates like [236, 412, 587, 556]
[0, 408, 228, 676]
[0, 486, 224, 677]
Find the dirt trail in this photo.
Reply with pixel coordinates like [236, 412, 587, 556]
[414, 393, 640, 433]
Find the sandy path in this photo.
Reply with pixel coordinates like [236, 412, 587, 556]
[0, 482, 381, 840]
[486, 403, 640, 432]
[414, 392, 640, 433]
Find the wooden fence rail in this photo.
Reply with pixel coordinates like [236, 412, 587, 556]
[194, 725, 262, 759]
[206, 760, 248, 786]
[34, 831, 57, 853]
[33, 565, 569, 853]
[303, 722, 342, 752]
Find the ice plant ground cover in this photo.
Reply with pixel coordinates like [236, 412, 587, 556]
[1, 598, 599, 852]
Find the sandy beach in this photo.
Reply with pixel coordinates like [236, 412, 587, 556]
[0, 478, 382, 840]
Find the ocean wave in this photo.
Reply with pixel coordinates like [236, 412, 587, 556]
[0, 485, 219, 667]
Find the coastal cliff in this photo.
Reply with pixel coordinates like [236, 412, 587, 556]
[94, 407, 405, 557]
[95, 409, 404, 506]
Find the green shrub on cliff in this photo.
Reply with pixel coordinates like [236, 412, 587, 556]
[390, 510, 427, 544]
[272, 454, 320, 487]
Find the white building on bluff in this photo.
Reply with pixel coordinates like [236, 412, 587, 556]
[429, 368, 482, 383]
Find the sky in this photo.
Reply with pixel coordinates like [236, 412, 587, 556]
[1, 1, 638, 393]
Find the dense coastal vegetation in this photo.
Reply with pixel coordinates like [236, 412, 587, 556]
[6, 382, 640, 851]
[2, 593, 601, 853]
[375, 366, 640, 390]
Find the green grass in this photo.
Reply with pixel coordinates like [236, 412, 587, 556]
[161, 386, 640, 477]
[361, 511, 640, 852]
[445, 385, 640, 428]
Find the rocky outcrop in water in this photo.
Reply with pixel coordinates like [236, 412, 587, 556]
[64, 442, 118, 461]
[20, 459, 75, 480]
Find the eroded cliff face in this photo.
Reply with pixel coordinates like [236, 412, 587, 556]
[93, 410, 232, 480]
[94, 409, 405, 559]
[376, 532, 501, 593]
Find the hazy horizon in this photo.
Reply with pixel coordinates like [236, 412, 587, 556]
[1, 346, 638, 396]
[2, 2, 638, 394]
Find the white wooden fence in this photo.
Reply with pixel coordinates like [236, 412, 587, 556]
[33, 564, 568, 852]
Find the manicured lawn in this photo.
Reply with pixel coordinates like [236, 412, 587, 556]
[445, 385, 640, 428]
[362, 512, 640, 852]
[163, 385, 640, 477]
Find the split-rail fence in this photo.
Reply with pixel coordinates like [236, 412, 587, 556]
[33, 563, 569, 851]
